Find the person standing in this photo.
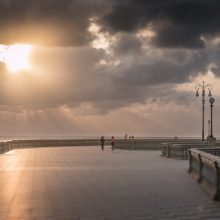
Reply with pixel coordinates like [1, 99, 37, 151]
[125, 133, 128, 140]
[111, 136, 115, 151]
[100, 136, 105, 150]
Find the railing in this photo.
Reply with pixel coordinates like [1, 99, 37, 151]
[115, 139, 162, 150]
[0, 139, 165, 153]
[0, 139, 104, 154]
[161, 142, 212, 160]
[0, 138, 211, 154]
[188, 148, 220, 200]
[115, 138, 203, 150]
[0, 141, 13, 154]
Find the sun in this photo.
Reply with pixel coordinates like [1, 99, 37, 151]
[5, 44, 32, 73]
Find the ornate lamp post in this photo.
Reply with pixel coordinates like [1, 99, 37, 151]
[209, 97, 215, 138]
[195, 81, 212, 141]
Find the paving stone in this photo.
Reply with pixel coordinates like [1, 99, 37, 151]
[0, 147, 220, 220]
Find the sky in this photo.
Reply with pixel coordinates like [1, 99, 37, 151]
[0, 0, 220, 138]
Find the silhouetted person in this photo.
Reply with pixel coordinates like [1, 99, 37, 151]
[125, 133, 128, 140]
[100, 136, 105, 150]
[111, 136, 115, 151]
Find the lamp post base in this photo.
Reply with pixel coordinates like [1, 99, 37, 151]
[207, 136, 216, 146]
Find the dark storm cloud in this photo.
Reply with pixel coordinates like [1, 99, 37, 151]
[1, 0, 220, 49]
[0, 0, 110, 46]
[112, 34, 142, 55]
[101, 0, 220, 48]
[114, 50, 209, 86]
[0, 0, 218, 113]
[0, 45, 212, 114]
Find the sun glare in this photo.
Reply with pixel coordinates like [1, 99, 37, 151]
[5, 44, 32, 73]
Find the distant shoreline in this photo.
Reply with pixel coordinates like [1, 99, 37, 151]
[0, 136, 217, 141]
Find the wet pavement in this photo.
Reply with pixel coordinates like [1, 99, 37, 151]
[0, 146, 220, 220]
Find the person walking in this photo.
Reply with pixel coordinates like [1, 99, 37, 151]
[111, 136, 115, 151]
[100, 136, 105, 150]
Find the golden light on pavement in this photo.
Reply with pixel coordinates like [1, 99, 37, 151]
[5, 44, 32, 73]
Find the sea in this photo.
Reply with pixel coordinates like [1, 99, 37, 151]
[0, 136, 205, 141]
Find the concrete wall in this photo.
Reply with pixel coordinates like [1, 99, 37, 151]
[188, 148, 220, 200]
[115, 138, 203, 150]
[0, 138, 208, 154]
[161, 142, 212, 160]
[115, 139, 162, 150]
[0, 139, 102, 154]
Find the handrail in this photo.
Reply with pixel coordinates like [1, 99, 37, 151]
[189, 147, 220, 200]
[0, 138, 165, 154]
[161, 142, 212, 160]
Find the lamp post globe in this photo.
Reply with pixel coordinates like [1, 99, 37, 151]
[209, 97, 215, 105]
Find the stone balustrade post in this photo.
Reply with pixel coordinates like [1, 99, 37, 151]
[213, 161, 220, 200]
[167, 145, 170, 158]
[198, 154, 203, 183]
[188, 150, 193, 173]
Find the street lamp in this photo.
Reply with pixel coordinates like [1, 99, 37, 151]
[209, 97, 215, 138]
[195, 81, 212, 141]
